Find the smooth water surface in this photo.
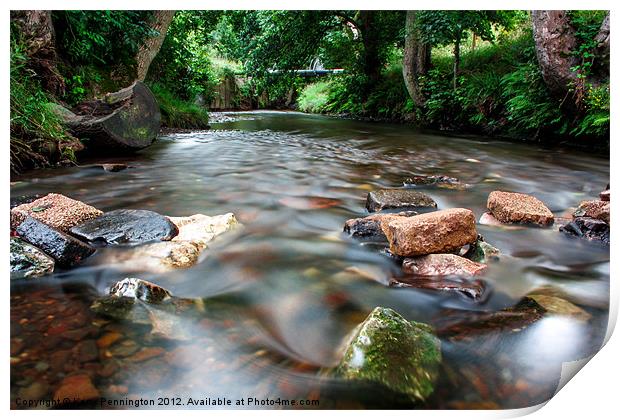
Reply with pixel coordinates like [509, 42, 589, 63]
[11, 111, 610, 409]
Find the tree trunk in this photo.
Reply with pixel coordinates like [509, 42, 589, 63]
[453, 34, 461, 91]
[593, 12, 610, 77]
[135, 10, 175, 81]
[531, 10, 580, 99]
[10, 10, 64, 95]
[56, 82, 161, 152]
[358, 11, 382, 94]
[402, 11, 431, 108]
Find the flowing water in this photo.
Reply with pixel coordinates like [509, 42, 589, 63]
[10, 111, 610, 409]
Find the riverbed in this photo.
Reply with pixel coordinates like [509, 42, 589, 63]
[10, 111, 610, 409]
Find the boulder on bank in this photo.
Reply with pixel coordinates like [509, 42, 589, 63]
[58, 82, 160, 153]
[385, 208, 477, 257]
[69, 209, 179, 245]
[559, 217, 610, 244]
[366, 189, 437, 212]
[402, 254, 487, 277]
[16, 217, 95, 268]
[574, 200, 610, 223]
[335, 307, 441, 402]
[486, 191, 554, 226]
[343, 211, 417, 240]
[11, 193, 102, 232]
[10, 238, 55, 279]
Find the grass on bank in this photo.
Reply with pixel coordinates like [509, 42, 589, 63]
[149, 83, 210, 129]
[10, 37, 73, 173]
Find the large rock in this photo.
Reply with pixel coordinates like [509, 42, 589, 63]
[366, 189, 437, 212]
[10, 238, 55, 279]
[385, 208, 477, 257]
[335, 307, 441, 402]
[16, 217, 95, 267]
[11, 193, 102, 232]
[559, 217, 610, 244]
[574, 200, 610, 223]
[70, 209, 179, 245]
[402, 254, 487, 277]
[486, 191, 554, 226]
[343, 211, 417, 241]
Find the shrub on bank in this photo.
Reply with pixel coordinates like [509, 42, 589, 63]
[296, 30, 609, 145]
[149, 83, 210, 129]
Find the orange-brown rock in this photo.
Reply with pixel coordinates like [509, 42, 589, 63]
[574, 199, 610, 223]
[385, 208, 477, 257]
[487, 191, 554, 226]
[53, 374, 100, 402]
[402, 254, 487, 277]
[11, 193, 102, 232]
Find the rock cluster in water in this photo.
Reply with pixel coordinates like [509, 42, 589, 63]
[559, 184, 610, 244]
[336, 176, 604, 400]
[10, 193, 241, 278]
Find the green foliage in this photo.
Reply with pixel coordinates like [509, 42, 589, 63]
[568, 10, 607, 79]
[501, 62, 566, 135]
[572, 84, 610, 137]
[149, 83, 210, 129]
[149, 11, 223, 102]
[10, 34, 71, 172]
[298, 81, 332, 113]
[52, 11, 155, 66]
[417, 11, 522, 47]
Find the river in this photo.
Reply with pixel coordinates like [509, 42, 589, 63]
[10, 111, 610, 409]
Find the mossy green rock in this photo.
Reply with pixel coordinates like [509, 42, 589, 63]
[464, 239, 500, 263]
[335, 307, 441, 402]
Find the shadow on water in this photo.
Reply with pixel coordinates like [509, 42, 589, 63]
[11, 111, 609, 409]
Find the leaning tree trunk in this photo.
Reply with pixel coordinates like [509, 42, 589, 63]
[531, 10, 580, 100]
[55, 82, 161, 152]
[10, 10, 64, 95]
[135, 10, 175, 81]
[402, 11, 431, 108]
